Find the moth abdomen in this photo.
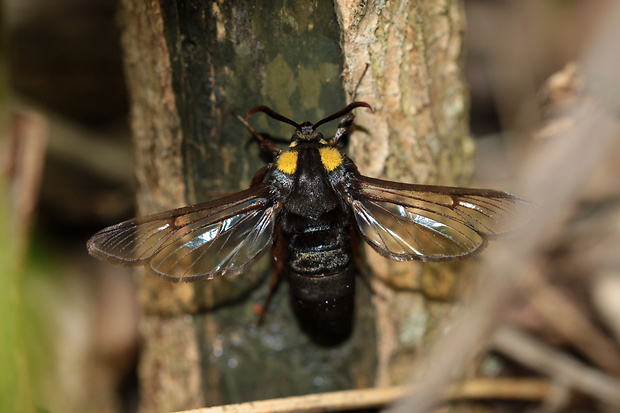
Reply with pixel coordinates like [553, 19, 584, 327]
[288, 261, 356, 345]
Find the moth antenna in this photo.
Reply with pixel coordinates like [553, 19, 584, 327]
[313, 101, 374, 130]
[246, 106, 300, 129]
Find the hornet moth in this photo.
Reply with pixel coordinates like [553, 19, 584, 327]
[87, 102, 527, 343]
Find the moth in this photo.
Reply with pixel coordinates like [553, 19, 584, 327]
[88, 102, 527, 342]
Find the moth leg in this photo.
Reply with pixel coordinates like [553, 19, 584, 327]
[332, 113, 355, 144]
[332, 63, 370, 145]
[231, 110, 282, 155]
[249, 165, 274, 187]
[254, 269, 280, 326]
[350, 62, 370, 101]
[254, 232, 286, 325]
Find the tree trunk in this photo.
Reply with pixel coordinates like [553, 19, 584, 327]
[118, 0, 471, 411]
[336, 1, 473, 385]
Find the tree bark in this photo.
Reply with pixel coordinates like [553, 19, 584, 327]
[335, 0, 473, 385]
[118, 0, 471, 411]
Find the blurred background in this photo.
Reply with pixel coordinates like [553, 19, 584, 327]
[1, 0, 618, 412]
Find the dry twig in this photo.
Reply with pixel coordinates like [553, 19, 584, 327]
[520, 267, 620, 376]
[175, 378, 552, 413]
[492, 325, 620, 407]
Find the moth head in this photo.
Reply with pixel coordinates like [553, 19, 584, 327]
[246, 101, 373, 143]
[294, 122, 323, 142]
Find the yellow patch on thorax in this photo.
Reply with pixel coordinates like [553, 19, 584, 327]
[276, 150, 298, 175]
[319, 147, 343, 172]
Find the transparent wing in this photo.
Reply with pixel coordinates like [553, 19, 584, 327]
[348, 175, 530, 261]
[87, 185, 279, 281]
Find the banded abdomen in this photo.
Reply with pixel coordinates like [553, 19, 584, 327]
[282, 209, 356, 343]
[274, 144, 357, 343]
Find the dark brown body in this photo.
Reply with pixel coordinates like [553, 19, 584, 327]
[267, 142, 359, 343]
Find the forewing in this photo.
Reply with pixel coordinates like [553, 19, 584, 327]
[87, 185, 279, 281]
[349, 175, 529, 261]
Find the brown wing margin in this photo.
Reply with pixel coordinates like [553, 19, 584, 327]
[87, 185, 279, 281]
[346, 175, 530, 261]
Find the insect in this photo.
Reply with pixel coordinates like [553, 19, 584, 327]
[87, 102, 527, 343]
